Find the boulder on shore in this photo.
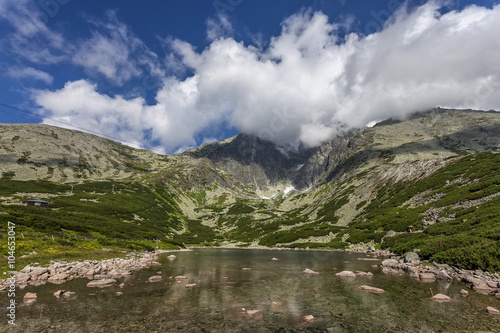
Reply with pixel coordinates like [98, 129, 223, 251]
[436, 270, 453, 282]
[403, 252, 420, 264]
[381, 259, 399, 268]
[419, 273, 437, 281]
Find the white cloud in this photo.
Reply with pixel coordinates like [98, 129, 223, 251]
[0, 4, 161, 85]
[35, 80, 147, 148]
[34, 2, 500, 153]
[73, 11, 162, 84]
[0, 0, 68, 64]
[206, 14, 234, 41]
[7, 66, 54, 84]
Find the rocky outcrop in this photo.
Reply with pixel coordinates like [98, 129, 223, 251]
[380, 256, 500, 298]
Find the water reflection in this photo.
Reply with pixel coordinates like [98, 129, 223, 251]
[1, 249, 499, 332]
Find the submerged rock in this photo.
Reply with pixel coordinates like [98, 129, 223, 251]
[335, 271, 356, 277]
[359, 285, 385, 293]
[174, 276, 188, 280]
[23, 292, 37, 305]
[487, 306, 500, 315]
[460, 289, 469, 297]
[147, 275, 163, 283]
[431, 293, 451, 302]
[303, 315, 315, 322]
[87, 279, 116, 288]
[302, 269, 319, 275]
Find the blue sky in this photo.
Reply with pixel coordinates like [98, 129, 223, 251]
[0, 0, 499, 154]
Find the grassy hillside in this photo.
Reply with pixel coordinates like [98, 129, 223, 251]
[0, 179, 184, 272]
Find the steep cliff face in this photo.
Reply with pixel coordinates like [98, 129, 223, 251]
[185, 133, 318, 190]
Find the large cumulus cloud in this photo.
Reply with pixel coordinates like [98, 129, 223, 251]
[35, 1, 500, 153]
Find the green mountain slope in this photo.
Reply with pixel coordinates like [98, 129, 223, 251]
[1, 109, 499, 271]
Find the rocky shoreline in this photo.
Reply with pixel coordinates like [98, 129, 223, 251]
[380, 252, 500, 299]
[0, 249, 188, 291]
[2, 247, 499, 301]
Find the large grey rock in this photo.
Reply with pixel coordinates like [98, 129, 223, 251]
[403, 252, 420, 264]
[436, 270, 452, 282]
[385, 230, 396, 237]
[381, 259, 399, 268]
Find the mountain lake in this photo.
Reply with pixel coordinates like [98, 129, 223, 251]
[2, 249, 500, 332]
